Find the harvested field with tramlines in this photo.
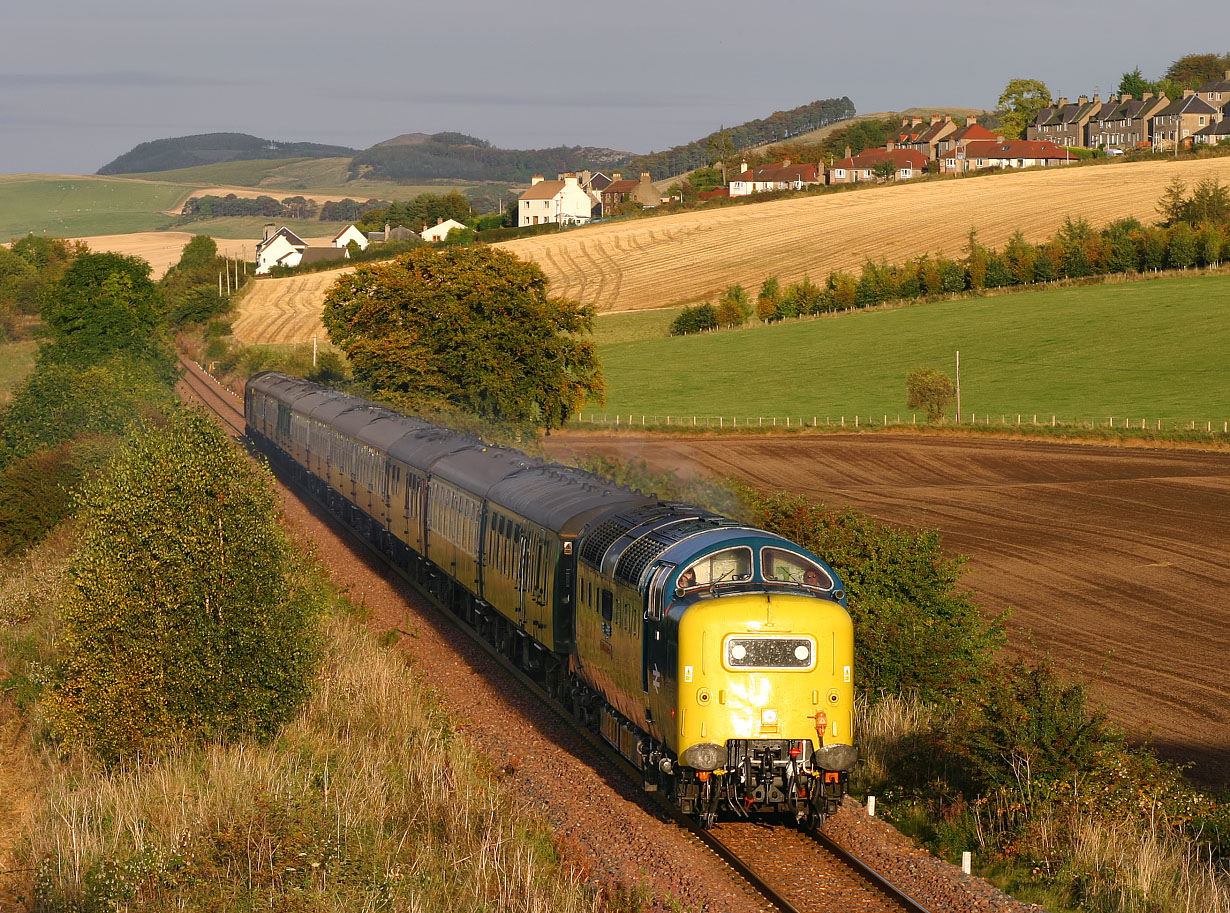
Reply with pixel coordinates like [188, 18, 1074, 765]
[230, 155, 1230, 344]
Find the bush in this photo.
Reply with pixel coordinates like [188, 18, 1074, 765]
[0, 435, 116, 558]
[0, 356, 173, 470]
[669, 302, 718, 335]
[942, 659, 1120, 793]
[741, 490, 1004, 703]
[45, 410, 322, 762]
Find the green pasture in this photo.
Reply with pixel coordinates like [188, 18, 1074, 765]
[0, 177, 182, 239]
[118, 158, 484, 201]
[592, 274, 1230, 425]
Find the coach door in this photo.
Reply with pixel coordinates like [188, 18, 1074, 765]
[516, 534, 528, 623]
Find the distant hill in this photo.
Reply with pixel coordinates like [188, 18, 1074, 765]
[349, 132, 634, 183]
[98, 133, 360, 175]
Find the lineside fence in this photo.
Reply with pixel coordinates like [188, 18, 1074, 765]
[571, 412, 1230, 434]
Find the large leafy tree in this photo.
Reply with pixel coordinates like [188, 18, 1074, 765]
[322, 246, 604, 429]
[40, 251, 173, 374]
[1164, 52, 1230, 89]
[1118, 67, 1157, 97]
[996, 78, 1052, 140]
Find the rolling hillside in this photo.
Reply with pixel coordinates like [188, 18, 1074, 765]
[230, 154, 1230, 343]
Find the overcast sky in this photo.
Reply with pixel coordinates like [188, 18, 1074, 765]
[1, 0, 1223, 175]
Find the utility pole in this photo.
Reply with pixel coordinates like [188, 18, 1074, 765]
[955, 350, 962, 424]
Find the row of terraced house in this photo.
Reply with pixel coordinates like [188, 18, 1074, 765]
[1028, 71, 1230, 151]
[513, 72, 1230, 228]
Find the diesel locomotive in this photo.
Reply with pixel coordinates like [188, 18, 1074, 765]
[245, 371, 857, 825]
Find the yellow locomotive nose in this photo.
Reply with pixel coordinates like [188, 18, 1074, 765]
[675, 592, 855, 762]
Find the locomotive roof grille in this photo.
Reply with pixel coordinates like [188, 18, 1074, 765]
[579, 515, 636, 566]
[613, 533, 675, 585]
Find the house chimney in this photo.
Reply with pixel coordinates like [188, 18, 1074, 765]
[1093, 94, 1101, 103]
[639, 171, 652, 184]
[966, 115, 977, 126]
[1121, 93, 1133, 102]
[902, 116, 911, 126]
[611, 172, 621, 182]
[911, 116, 922, 126]
[1078, 95, 1089, 105]
[740, 160, 748, 173]
[886, 141, 896, 151]
[564, 173, 578, 187]
[531, 174, 544, 186]
[781, 158, 790, 166]
[1142, 92, 1154, 101]
[931, 114, 942, 124]
[1057, 97, 1069, 107]
[844, 146, 851, 159]
[436, 217, 443, 225]
[1183, 88, 1196, 98]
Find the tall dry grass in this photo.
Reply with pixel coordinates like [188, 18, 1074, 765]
[855, 691, 1230, 913]
[19, 611, 596, 912]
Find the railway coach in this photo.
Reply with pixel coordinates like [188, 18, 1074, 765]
[246, 371, 857, 825]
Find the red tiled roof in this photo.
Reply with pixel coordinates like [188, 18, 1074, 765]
[699, 187, 730, 200]
[834, 148, 928, 170]
[732, 162, 821, 183]
[605, 180, 639, 193]
[960, 140, 1075, 161]
[950, 123, 998, 142]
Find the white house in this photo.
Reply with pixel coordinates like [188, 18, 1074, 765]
[331, 224, 369, 250]
[421, 218, 468, 242]
[255, 226, 307, 274]
[518, 174, 593, 227]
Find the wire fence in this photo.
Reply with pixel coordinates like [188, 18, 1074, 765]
[571, 412, 1230, 434]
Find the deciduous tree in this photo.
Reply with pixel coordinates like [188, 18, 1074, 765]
[906, 367, 956, 422]
[322, 246, 603, 429]
[46, 410, 321, 762]
[996, 78, 1052, 140]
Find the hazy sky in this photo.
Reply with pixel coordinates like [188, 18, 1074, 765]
[1, 0, 1223, 175]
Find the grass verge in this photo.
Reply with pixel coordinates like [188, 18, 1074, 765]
[1, 537, 596, 912]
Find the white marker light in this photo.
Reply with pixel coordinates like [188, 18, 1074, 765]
[794, 644, 809, 661]
[731, 644, 747, 660]
[761, 708, 778, 725]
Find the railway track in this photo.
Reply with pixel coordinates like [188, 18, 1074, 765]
[176, 359, 934, 913]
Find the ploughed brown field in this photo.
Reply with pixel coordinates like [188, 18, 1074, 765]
[224, 155, 1230, 344]
[543, 430, 1230, 786]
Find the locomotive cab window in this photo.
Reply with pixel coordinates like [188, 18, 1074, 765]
[761, 547, 833, 589]
[683, 547, 752, 587]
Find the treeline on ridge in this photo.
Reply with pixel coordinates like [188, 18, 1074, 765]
[348, 132, 631, 183]
[626, 96, 856, 180]
[97, 132, 359, 175]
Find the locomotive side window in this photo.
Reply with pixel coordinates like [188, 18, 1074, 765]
[684, 547, 753, 586]
[761, 547, 833, 589]
[724, 636, 817, 671]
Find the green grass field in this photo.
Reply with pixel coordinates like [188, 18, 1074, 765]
[592, 273, 1230, 425]
[0, 177, 183, 239]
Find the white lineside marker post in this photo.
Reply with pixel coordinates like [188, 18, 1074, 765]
[867, 796, 876, 817]
[312, 335, 318, 367]
[962, 851, 972, 875]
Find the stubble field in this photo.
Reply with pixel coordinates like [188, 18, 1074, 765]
[543, 431, 1230, 786]
[225, 155, 1230, 343]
